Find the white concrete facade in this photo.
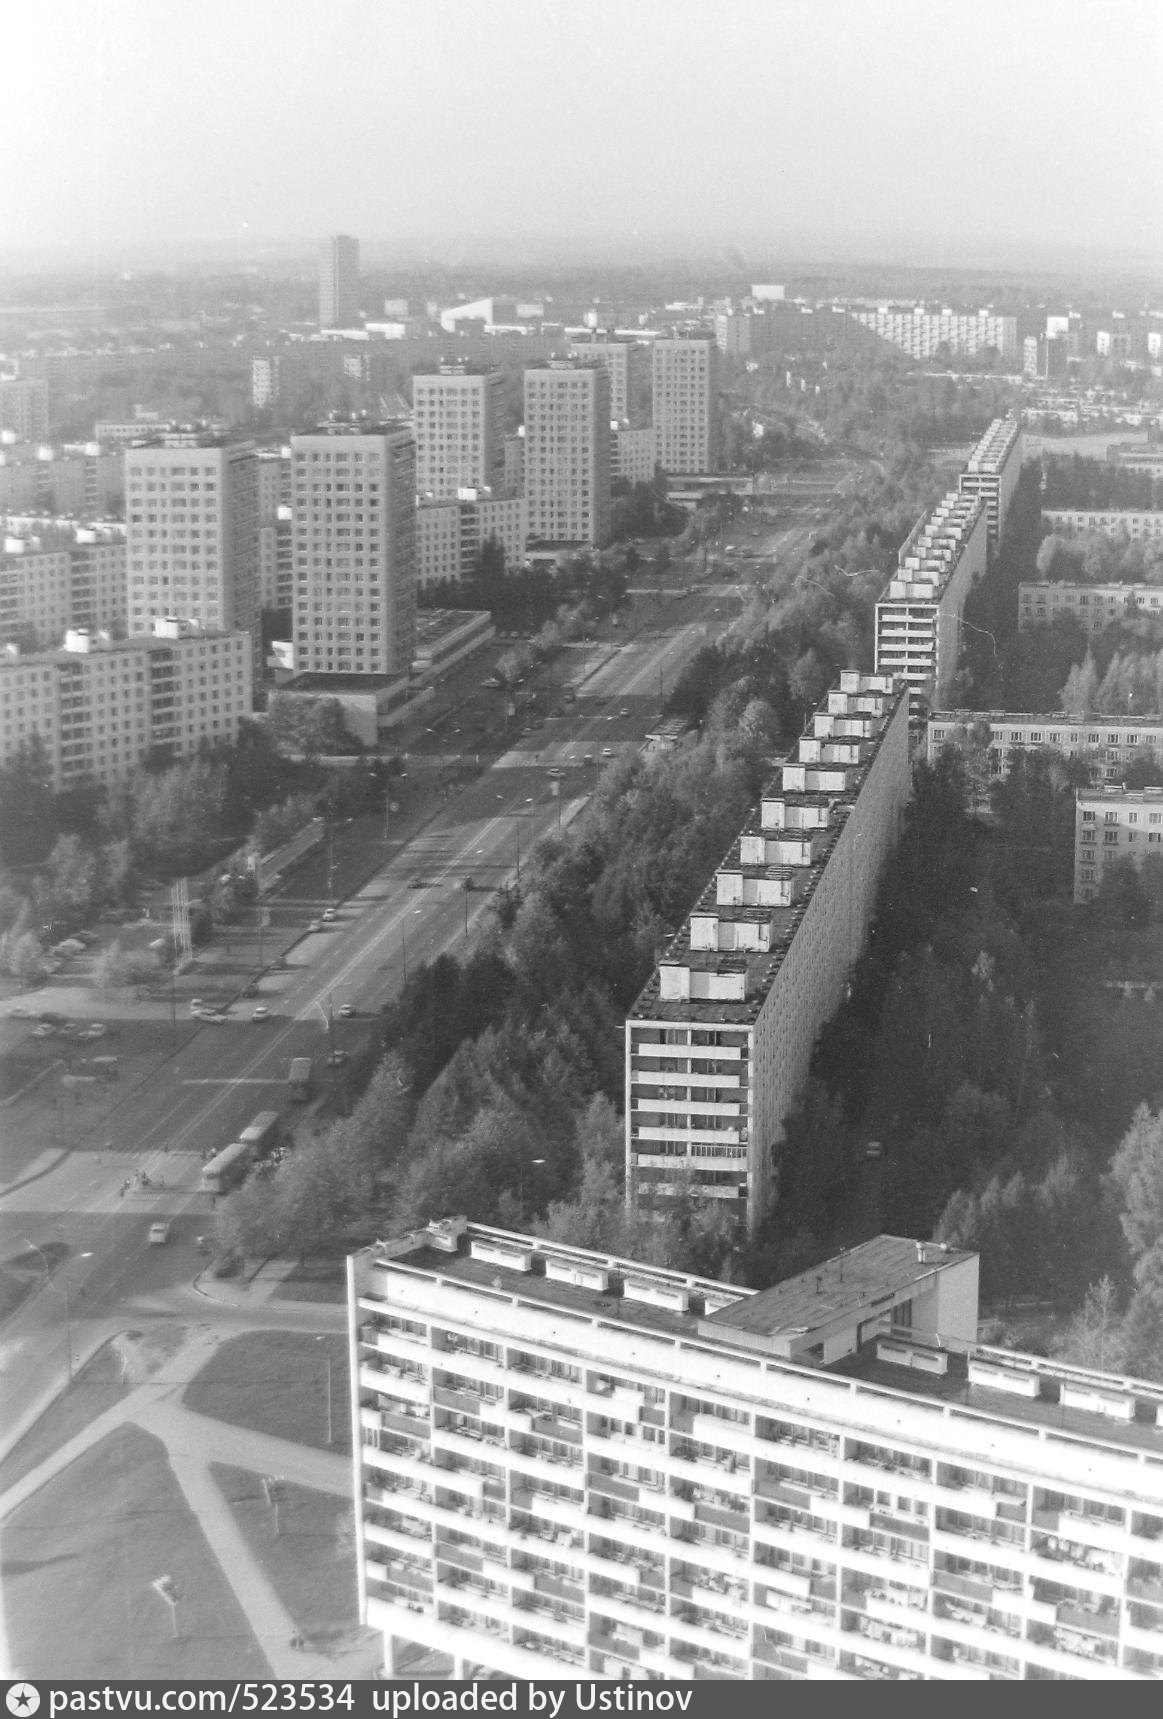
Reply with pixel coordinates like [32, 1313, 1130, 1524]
[1043, 509, 1163, 541]
[0, 521, 127, 648]
[349, 1220, 1163, 1682]
[852, 308, 1018, 361]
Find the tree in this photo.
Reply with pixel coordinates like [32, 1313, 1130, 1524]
[1053, 1276, 1126, 1374]
[1109, 1104, 1163, 1266]
[0, 734, 55, 865]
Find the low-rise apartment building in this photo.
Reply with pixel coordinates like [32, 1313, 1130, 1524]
[1075, 784, 1163, 902]
[929, 710, 1163, 795]
[1018, 582, 1163, 633]
[957, 417, 1023, 549]
[350, 1219, 1163, 1681]
[625, 672, 911, 1234]
[0, 519, 127, 648]
[0, 617, 252, 789]
[874, 491, 988, 711]
[1043, 509, 1163, 541]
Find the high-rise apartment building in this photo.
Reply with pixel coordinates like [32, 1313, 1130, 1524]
[412, 366, 505, 500]
[125, 434, 260, 679]
[291, 422, 416, 678]
[873, 491, 988, 711]
[566, 337, 639, 424]
[523, 362, 611, 549]
[652, 338, 719, 475]
[957, 417, 1023, 549]
[0, 618, 252, 790]
[626, 672, 911, 1234]
[350, 1218, 1163, 1682]
[319, 234, 361, 330]
[0, 375, 49, 442]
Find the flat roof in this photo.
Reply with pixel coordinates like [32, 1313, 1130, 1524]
[364, 1223, 1163, 1465]
[704, 1236, 970, 1342]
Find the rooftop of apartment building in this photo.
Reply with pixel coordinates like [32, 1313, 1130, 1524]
[294, 420, 411, 440]
[1, 616, 237, 664]
[628, 677, 906, 1027]
[1077, 785, 1163, 806]
[413, 608, 492, 645]
[963, 416, 1022, 471]
[363, 1220, 1163, 1461]
[932, 708, 1163, 728]
[2, 518, 125, 552]
[880, 492, 985, 603]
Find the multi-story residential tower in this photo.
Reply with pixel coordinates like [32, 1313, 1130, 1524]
[350, 1218, 1163, 1682]
[523, 362, 611, 550]
[626, 672, 911, 1234]
[0, 375, 49, 442]
[652, 338, 719, 476]
[957, 417, 1023, 550]
[125, 434, 260, 679]
[412, 366, 505, 501]
[0, 618, 252, 790]
[874, 490, 988, 711]
[0, 520, 127, 649]
[1075, 784, 1163, 902]
[291, 422, 416, 677]
[319, 234, 361, 330]
[566, 336, 642, 424]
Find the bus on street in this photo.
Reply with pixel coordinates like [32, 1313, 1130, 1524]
[201, 1140, 253, 1196]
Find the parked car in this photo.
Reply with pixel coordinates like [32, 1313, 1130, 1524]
[602, 747, 615, 758]
[620, 707, 630, 718]
[865, 1140, 885, 1160]
[322, 907, 337, 922]
[307, 920, 323, 933]
[148, 1221, 171, 1245]
[84, 1022, 107, 1039]
[326, 1049, 349, 1067]
[338, 1002, 355, 1018]
[252, 1006, 271, 1022]
[546, 767, 565, 780]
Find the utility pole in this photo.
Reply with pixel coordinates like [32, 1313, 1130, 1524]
[254, 854, 264, 972]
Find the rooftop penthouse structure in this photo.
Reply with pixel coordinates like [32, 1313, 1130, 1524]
[625, 672, 910, 1234]
[874, 491, 987, 711]
[350, 1218, 1163, 1681]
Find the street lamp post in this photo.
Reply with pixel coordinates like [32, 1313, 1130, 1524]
[316, 1335, 334, 1446]
[23, 1238, 91, 1383]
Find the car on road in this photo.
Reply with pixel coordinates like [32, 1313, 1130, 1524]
[148, 1221, 171, 1245]
[602, 746, 615, 758]
[252, 1006, 271, 1022]
[326, 1049, 349, 1067]
[546, 767, 565, 779]
[188, 999, 204, 1014]
[482, 676, 502, 689]
[338, 1002, 355, 1018]
[583, 754, 595, 766]
[197, 1010, 227, 1024]
[33, 1022, 57, 1038]
[322, 907, 337, 922]
[307, 919, 323, 932]
[620, 707, 630, 718]
[84, 1022, 107, 1039]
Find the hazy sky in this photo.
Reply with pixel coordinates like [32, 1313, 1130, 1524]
[6, 0, 1161, 264]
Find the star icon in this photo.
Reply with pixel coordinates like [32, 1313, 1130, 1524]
[6, 1688, 40, 1718]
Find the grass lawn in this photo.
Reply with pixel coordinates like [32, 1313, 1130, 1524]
[0, 1338, 129, 1495]
[272, 1262, 347, 1304]
[0, 1241, 70, 1324]
[0, 1423, 269, 1679]
[211, 1465, 360, 1649]
[184, 1330, 351, 1454]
